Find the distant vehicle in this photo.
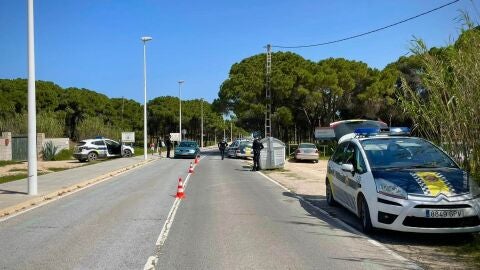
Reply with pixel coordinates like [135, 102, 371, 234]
[330, 119, 388, 141]
[327, 127, 480, 234]
[294, 143, 319, 163]
[73, 137, 134, 162]
[236, 141, 253, 159]
[227, 139, 252, 158]
[174, 141, 200, 159]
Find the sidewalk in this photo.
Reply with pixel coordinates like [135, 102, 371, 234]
[0, 156, 156, 218]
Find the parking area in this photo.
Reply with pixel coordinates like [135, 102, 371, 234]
[259, 159, 479, 270]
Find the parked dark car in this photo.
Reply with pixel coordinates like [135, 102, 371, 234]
[174, 141, 200, 158]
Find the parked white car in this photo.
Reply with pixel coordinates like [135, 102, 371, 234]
[326, 127, 480, 233]
[73, 137, 134, 162]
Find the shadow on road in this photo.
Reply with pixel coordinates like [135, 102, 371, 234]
[0, 189, 28, 195]
[283, 191, 479, 269]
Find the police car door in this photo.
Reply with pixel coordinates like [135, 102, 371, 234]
[94, 140, 108, 158]
[342, 143, 368, 213]
[328, 142, 350, 207]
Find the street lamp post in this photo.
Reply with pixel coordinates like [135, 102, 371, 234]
[201, 98, 204, 148]
[178, 80, 184, 141]
[141, 36, 152, 161]
[27, 0, 37, 195]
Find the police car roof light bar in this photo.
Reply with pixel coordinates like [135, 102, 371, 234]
[388, 127, 411, 136]
[354, 128, 380, 136]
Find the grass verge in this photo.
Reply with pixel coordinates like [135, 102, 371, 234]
[0, 161, 22, 167]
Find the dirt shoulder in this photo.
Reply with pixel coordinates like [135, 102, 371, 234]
[0, 160, 86, 176]
[261, 158, 479, 270]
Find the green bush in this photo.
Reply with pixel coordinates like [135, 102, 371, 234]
[42, 141, 58, 161]
[54, 149, 74, 161]
[399, 17, 480, 177]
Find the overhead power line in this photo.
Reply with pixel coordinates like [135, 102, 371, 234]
[271, 0, 461, 49]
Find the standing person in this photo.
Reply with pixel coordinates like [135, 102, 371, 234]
[150, 142, 155, 155]
[166, 136, 172, 158]
[157, 137, 163, 158]
[252, 137, 264, 171]
[218, 139, 228, 160]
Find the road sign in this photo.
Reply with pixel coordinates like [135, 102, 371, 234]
[121, 132, 135, 143]
[170, 132, 181, 142]
[314, 127, 335, 140]
[181, 129, 187, 135]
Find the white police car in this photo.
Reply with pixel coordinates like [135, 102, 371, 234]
[326, 127, 480, 233]
[73, 137, 134, 162]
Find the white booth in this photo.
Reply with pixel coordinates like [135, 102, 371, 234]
[259, 137, 285, 170]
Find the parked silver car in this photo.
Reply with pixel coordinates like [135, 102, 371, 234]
[294, 143, 319, 163]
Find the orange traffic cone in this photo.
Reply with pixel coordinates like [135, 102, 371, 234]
[176, 178, 185, 199]
[194, 156, 199, 164]
[188, 162, 194, 173]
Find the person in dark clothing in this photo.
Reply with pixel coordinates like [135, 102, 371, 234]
[165, 136, 172, 158]
[252, 138, 264, 171]
[218, 139, 228, 160]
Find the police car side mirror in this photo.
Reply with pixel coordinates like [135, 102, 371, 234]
[341, 163, 354, 173]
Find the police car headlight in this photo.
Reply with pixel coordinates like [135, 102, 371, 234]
[375, 178, 407, 199]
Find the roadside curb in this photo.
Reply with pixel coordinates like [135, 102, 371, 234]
[0, 158, 156, 219]
[256, 170, 423, 270]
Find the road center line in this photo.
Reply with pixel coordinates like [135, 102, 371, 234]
[144, 156, 205, 270]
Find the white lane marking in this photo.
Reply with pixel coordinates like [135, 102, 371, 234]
[0, 160, 156, 223]
[144, 155, 205, 270]
[256, 171, 422, 270]
[143, 256, 158, 270]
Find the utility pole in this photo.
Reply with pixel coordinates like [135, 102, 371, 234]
[178, 80, 184, 141]
[201, 98, 204, 148]
[230, 120, 233, 142]
[27, 0, 37, 195]
[265, 44, 272, 138]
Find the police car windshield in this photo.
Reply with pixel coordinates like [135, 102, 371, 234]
[360, 138, 457, 170]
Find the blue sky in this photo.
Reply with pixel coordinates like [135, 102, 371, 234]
[0, 0, 477, 103]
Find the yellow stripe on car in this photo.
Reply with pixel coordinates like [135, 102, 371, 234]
[412, 172, 454, 196]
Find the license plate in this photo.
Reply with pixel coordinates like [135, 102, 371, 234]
[425, 209, 464, 218]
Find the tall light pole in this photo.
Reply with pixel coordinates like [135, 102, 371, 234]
[178, 80, 184, 141]
[141, 36, 152, 161]
[230, 120, 233, 142]
[27, 0, 37, 195]
[200, 98, 204, 148]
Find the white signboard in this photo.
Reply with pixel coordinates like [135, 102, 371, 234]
[314, 127, 335, 140]
[170, 132, 181, 142]
[121, 132, 135, 143]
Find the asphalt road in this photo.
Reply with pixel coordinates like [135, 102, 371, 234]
[0, 157, 193, 270]
[0, 151, 416, 269]
[157, 152, 414, 269]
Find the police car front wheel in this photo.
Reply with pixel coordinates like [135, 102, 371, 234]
[123, 149, 132, 157]
[359, 196, 373, 233]
[326, 180, 337, 206]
